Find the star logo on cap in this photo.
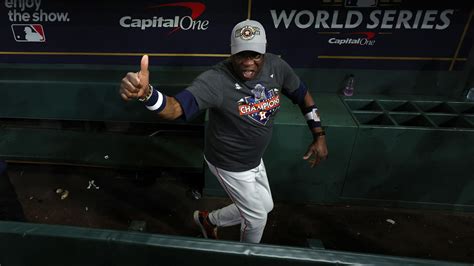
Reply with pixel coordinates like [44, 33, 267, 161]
[236, 25, 260, 41]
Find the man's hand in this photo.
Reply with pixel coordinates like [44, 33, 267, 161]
[120, 55, 150, 101]
[303, 136, 328, 168]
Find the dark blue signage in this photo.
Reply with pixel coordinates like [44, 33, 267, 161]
[0, 0, 472, 70]
[253, 0, 473, 70]
[1, 0, 245, 66]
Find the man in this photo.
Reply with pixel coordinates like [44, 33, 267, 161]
[120, 19, 328, 243]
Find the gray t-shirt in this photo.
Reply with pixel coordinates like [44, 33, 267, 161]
[185, 53, 300, 172]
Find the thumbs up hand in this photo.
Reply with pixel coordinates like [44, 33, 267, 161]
[120, 55, 151, 101]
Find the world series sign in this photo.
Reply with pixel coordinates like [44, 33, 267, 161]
[254, 0, 473, 70]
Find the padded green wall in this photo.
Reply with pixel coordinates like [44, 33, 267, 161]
[0, 221, 465, 266]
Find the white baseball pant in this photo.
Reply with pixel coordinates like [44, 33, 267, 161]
[205, 158, 274, 243]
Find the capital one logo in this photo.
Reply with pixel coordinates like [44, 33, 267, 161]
[328, 31, 376, 46]
[119, 2, 209, 34]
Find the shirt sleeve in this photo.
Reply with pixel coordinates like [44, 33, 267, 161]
[174, 69, 223, 121]
[276, 56, 307, 105]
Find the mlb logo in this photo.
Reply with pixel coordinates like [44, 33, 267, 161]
[11, 24, 46, 42]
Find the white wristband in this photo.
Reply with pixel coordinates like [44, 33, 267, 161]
[304, 108, 320, 122]
[146, 90, 164, 111]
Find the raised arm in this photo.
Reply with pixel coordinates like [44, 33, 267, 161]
[119, 55, 183, 120]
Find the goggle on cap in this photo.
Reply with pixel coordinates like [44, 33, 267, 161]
[230, 19, 267, 55]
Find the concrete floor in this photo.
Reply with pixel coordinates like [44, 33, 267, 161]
[3, 163, 474, 264]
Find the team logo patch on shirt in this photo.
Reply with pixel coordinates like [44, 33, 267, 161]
[237, 84, 280, 125]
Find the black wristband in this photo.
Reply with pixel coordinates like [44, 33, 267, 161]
[313, 130, 326, 138]
[306, 120, 322, 129]
[301, 104, 316, 115]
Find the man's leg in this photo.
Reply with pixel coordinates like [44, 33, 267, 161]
[209, 160, 273, 222]
[254, 159, 273, 213]
[206, 160, 273, 243]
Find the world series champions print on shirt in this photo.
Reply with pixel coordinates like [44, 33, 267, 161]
[237, 84, 280, 126]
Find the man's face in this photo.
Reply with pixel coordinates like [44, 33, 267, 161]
[231, 51, 264, 81]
